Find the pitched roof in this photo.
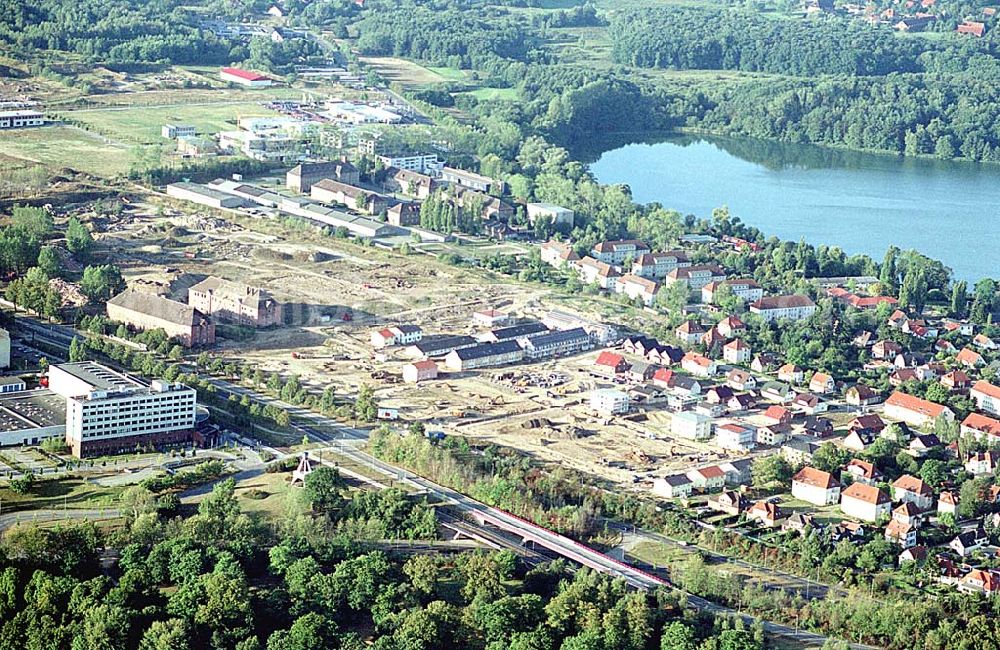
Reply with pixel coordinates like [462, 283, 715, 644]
[793, 467, 839, 490]
[885, 391, 950, 418]
[843, 482, 889, 505]
[751, 295, 816, 310]
[892, 474, 932, 496]
[972, 380, 1000, 399]
[962, 412, 1000, 437]
[595, 351, 626, 368]
[221, 67, 270, 81]
[107, 289, 208, 327]
[846, 458, 879, 479]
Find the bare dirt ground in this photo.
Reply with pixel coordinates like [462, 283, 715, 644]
[89, 196, 744, 490]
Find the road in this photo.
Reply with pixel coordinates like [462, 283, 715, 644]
[0, 508, 122, 532]
[9, 314, 872, 647]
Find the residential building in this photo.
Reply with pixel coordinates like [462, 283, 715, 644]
[441, 166, 502, 193]
[958, 570, 1000, 595]
[793, 393, 827, 415]
[702, 279, 763, 304]
[756, 423, 790, 446]
[872, 340, 903, 360]
[748, 500, 784, 528]
[719, 458, 753, 485]
[686, 465, 726, 491]
[971, 380, 1000, 415]
[965, 451, 1000, 475]
[809, 372, 835, 395]
[846, 384, 881, 406]
[751, 353, 780, 373]
[386, 202, 420, 227]
[590, 388, 630, 415]
[540, 241, 580, 269]
[761, 405, 792, 427]
[187, 277, 282, 328]
[893, 502, 927, 528]
[938, 491, 959, 516]
[444, 341, 524, 371]
[849, 414, 886, 437]
[107, 290, 215, 347]
[371, 325, 423, 349]
[792, 467, 841, 505]
[49, 362, 197, 458]
[749, 295, 818, 322]
[407, 336, 477, 359]
[840, 483, 891, 522]
[941, 370, 971, 392]
[518, 328, 592, 360]
[715, 422, 756, 451]
[708, 490, 747, 515]
[664, 265, 727, 291]
[594, 351, 629, 376]
[727, 369, 757, 391]
[526, 203, 574, 227]
[618, 274, 660, 306]
[957, 347, 985, 368]
[974, 333, 998, 350]
[478, 322, 548, 343]
[778, 364, 804, 384]
[681, 352, 717, 378]
[577, 257, 620, 291]
[220, 67, 272, 87]
[891, 475, 933, 509]
[961, 412, 1000, 444]
[632, 251, 690, 279]
[885, 520, 917, 549]
[883, 391, 954, 428]
[705, 386, 734, 404]
[286, 159, 360, 193]
[402, 360, 438, 384]
[760, 381, 793, 403]
[375, 153, 441, 174]
[653, 474, 693, 499]
[950, 529, 989, 556]
[0, 110, 44, 129]
[845, 459, 882, 485]
[672, 411, 713, 441]
[590, 240, 650, 265]
[727, 393, 756, 412]
[908, 433, 941, 457]
[723, 339, 751, 364]
[716, 316, 747, 338]
[675, 320, 706, 346]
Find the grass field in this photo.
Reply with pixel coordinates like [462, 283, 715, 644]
[61, 101, 279, 144]
[361, 57, 454, 87]
[427, 66, 469, 82]
[0, 476, 126, 512]
[0, 126, 134, 176]
[461, 87, 519, 101]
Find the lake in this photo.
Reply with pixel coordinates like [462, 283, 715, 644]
[587, 134, 1000, 283]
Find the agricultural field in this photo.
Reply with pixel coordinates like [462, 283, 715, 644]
[459, 87, 519, 102]
[360, 57, 469, 88]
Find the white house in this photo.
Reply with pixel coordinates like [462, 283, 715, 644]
[653, 474, 693, 499]
[840, 483, 891, 522]
[590, 389, 630, 415]
[672, 411, 713, 441]
[715, 423, 756, 451]
[971, 381, 1000, 416]
[526, 203, 574, 227]
[723, 339, 751, 364]
[749, 295, 817, 322]
[792, 467, 841, 505]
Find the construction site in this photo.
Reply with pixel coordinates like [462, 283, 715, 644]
[57, 192, 756, 491]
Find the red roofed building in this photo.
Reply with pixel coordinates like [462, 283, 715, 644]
[971, 381, 1000, 415]
[959, 569, 1000, 595]
[961, 412, 1000, 443]
[841, 483, 891, 522]
[884, 391, 954, 428]
[402, 360, 438, 384]
[792, 467, 841, 505]
[957, 21, 986, 36]
[594, 351, 629, 376]
[220, 67, 273, 87]
[941, 370, 971, 392]
[749, 295, 817, 322]
[762, 405, 792, 426]
[956, 347, 985, 368]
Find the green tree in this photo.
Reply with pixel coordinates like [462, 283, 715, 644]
[140, 619, 191, 650]
[302, 466, 346, 513]
[355, 384, 378, 422]
[80, 264, 125, 303]
[36, 246, 62, 278]
[751, 455, 792, 488]
[66, 216, 94, 258]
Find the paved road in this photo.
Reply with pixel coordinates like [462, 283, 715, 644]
[9, 314, 872, 648]
[0, 508, 123, 532]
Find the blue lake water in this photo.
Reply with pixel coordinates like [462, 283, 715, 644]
[587, 135, 1000, 282]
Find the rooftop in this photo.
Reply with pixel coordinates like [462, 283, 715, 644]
[108, 289, 209, 327]
[0, 390, 66, 432]
[52, 361, 143, 392]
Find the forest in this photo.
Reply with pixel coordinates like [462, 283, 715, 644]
[0, 467, 769, 650]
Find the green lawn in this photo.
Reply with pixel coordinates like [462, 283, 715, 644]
[60, 101, 278, 145]
[461, 87, 519, 101]
[0, 126, 134, 176]
[426, 66, 469, 82]
[0, 476, 126, 512]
